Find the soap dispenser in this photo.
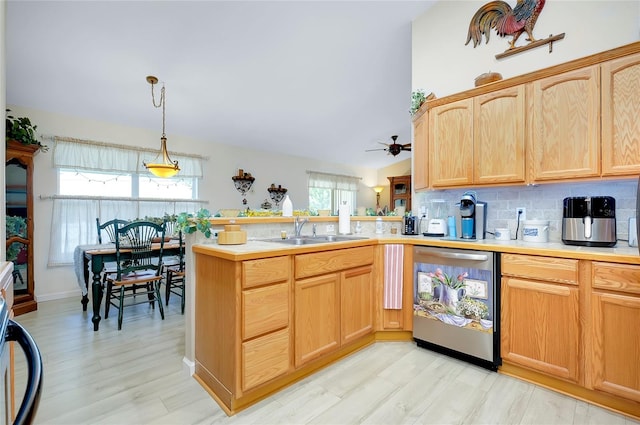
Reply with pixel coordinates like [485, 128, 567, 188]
[282, 195, 293, 217]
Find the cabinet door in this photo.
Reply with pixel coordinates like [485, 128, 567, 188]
[294, 273, 340, 367]
[474, 86, 526, 184]
[341, 265, 373, 345]
[590, 291, 640, 402]
[601, 52, 640, 176]
[429, 98, 473, 187]
[241, 328, 290, 392]
[529, 66, 600, 181]
[242, 282, 289, 340]
[413, 112, 429, 190]
[501, 277, 581, 383]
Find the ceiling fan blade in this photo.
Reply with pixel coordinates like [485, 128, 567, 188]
[365, 148, 387, 152]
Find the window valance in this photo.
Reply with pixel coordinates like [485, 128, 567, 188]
[307, 171, 360, 191]
[51, 137, 205, 178]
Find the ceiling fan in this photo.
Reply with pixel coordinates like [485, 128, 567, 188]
[366, 135, 412, 156]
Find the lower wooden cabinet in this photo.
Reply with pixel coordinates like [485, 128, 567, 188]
[501, 276, 580, 383]
[341, 266, 373, 345]
[294, 247, 374, 367]
[242, 328, 290, 392]
[501, 254, 581, 383]
[294, 273, 340, 367]
[590, 262, 640, 403]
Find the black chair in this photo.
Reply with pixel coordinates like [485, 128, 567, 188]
[96, 218, 130, 285]
[163, 230, 185, 314]
[104, 221, 165, 330]
[96, 218, 129, 244]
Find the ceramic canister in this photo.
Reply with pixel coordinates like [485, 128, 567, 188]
[522, 220, 549, 243]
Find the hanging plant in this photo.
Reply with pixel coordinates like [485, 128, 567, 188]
[5, 109, 48, 152]
[176, 208, 212, 238]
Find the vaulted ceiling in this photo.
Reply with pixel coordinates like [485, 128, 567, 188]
[6, 1, 435, 169]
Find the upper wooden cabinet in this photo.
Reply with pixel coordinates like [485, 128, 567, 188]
[415, 41, 640, 189]
[428, 98, 473, 188]
[601, 52, 640, 176]
[474, 86, 526, 184]
[412, 111, 429, 191]
[528, 66, 601, 182]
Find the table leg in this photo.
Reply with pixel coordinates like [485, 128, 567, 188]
[91, 258, 104, 331]
[82, 256, 90, 311]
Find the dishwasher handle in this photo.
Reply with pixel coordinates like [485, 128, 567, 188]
[415, 249, 489, 262]
[6, 319, 43, 425]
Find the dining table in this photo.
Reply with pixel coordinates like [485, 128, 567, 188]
[74, 241, 183, 331]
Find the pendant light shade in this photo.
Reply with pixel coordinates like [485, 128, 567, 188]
[143, 75, 180, 178]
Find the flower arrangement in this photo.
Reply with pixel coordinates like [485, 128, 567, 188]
[457, 297, 489, 320]
[428, 268, 468, 289]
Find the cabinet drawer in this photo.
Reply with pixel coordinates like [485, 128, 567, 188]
[241, 328, 290, 392]
[243, 256, 291, 288]
[593, 262, 640, 295]
[295, 246, 374, 279]
[242, 282, 289, 340]
[501, 253, 578, 285]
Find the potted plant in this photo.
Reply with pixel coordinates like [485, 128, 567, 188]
[176, 208, 212, 238]
[5, 109, 48, 152]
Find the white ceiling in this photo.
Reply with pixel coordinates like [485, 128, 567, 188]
[6, 1, 435, 170]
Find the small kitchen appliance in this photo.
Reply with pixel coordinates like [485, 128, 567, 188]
[454, 191, 487, 240]
[402, 216, 420, 235]
[562, 196, 616, 247]
[425, 199, 448, 237]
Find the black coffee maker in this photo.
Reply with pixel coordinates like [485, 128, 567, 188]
[402, 216, 419, 235]
[454, 191, 487, 240]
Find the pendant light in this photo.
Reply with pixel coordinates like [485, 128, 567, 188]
[143, 75, 180, 178]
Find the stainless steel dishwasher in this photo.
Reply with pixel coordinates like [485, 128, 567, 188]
[413, 246, 500, 370]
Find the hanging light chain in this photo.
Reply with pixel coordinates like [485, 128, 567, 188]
[150, 80, 166, 137]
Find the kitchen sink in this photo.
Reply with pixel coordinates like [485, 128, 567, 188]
[262, 235, 369, 245]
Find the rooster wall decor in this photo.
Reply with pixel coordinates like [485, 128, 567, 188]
[465, 0, 546, 51]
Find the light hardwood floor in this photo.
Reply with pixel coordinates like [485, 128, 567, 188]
[12, 296, 640, 425]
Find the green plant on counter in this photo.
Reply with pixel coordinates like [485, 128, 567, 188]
[5, 109, 48, 152]
[176, 208, 212, 238]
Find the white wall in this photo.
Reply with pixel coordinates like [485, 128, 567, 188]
[411, 1, 640, 242]
[413, 0, 640, 97]
[6, 105, 384, 301]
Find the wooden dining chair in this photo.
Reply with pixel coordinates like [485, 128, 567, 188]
[104, 221, 165, 330]
[96, 218, 130, 285]
[96, 218, 130, 244]
[163, 230, 185, 314]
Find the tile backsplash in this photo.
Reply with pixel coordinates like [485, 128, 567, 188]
[413, 178, 638, 244]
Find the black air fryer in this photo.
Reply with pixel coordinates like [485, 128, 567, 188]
[562, 196, 616, 247]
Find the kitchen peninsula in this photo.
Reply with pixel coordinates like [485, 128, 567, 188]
[188, 217, 640, 419]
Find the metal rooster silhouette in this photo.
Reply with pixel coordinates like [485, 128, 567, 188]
[465, 0, 546, 50]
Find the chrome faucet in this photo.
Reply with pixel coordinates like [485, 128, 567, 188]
[294, 216, 309, 237]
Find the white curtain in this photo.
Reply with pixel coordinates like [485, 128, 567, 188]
[308, 171, 359, 191]
[47, 137, 205, 266]
[52, 138, 204, 178]
[48, 198, 201, 266]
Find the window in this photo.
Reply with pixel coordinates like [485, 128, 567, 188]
[308, 171, 359, 214]
[47, 138, 205, 266]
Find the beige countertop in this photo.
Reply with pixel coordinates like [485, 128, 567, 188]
[191, 233, 640, 265]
